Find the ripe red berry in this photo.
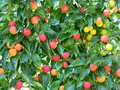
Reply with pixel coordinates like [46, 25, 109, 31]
[23, 29, 31, 36]
[42, 65, 50, 73]
[101, 35, 109, 43]
[44, 17, 49, 22]
[39, 34, 47, 42]
[83, 81, 91, 89]
[52, 55, 60, 61]
[115, 68, 120, 77]
[80, 7, 86, 13]
[35, 76, 40, 82]
[53, 38, 60, 43]
[61, 5, 69, 13]
[15, 81, 23, 89]
[73, 33, 81, 40]
[104, 65, 111, 73]
[38, 15, 42, 18]
[103, 10, 110, 18]
[62, 52, 70, 59]
[89, 64, 98, 72]
[62, 62, 68, 68]
[8, 21, 16, 27]
[49, 41, 57, 49]
[46, 8, 50, 13]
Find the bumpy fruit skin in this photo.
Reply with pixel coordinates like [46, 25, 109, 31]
[62, 52, 70, 59]
[89, 64, 98, 72]
[39, 34, 47, 42]
[49, 41, 57, 49]
[83, 81, 91, 89]
[80, 7, 86, 13]
[73, 33, 81, 40]
[46, 8, 50, 13]
[52, 55, 60, 61]
[9, 49, 17, 56]
[30, 1, 38, 10]
[115, 68, 120, 77]
[31, 16, 39, 24]
[101, 35, 109, 43]
[35, 76, 40, 82]
[8, 21, 16, 27]
[97, 76, 106, 83]
[51, 69, 58, 76]
[14, 44, 22, 51]
[61, 5, 69, 13]
[59, 85, 64, 90]
[103, 10, 110, 18]
[106, 44, 113, 51]
[95, 17, 102, 25]
[42, 65, 50, 73]
[0, 67, 6, 74]
[23, 29, 31, 36]
[62, 62, 68, 68]
[15, 81, 23, 89]
[109, 0, 116, 8]
[104, 65, 111, 73]
[9, 26, 17, 34]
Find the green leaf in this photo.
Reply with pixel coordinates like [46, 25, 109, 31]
[81, 68, 90, 80]
[32, 81, 45, 90]
[50, 80, 61, 90]
[49, 19, 59, 26]
[65, 81, 76, 90]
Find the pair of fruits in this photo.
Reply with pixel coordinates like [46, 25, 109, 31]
[8, 21, 17, 34]
[8, 43, 22, 56]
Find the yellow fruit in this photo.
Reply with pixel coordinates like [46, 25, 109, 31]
[9, 49, 17, 56]
[87, 42, 91, 46]
[97, 76, 106, 83]
[101, 30, 107, 35]
[37, 66, 42, 70]
[86, 34, 92, 41]
[100, 51, 107, 56]
[82, 39, 86, 44]
[90, 29, 97, 35]
[109, 0, 116, 8]
[88, 26, 93, 31]
[103, 24, 107, 28]
[95, 17, 102, 25]
[97, 22, 103, 27]
[84, 27, 89, 33]
[106, 44, 113, 51]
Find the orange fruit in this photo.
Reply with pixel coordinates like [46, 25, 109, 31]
[89, 64, 98, 72]
[30, 16, 39, 24]
[113, 6, 119, 13]
[0, 67, 6, 74]
[97, 76, 106, 83]
[30, 1, 38, 10]
[59, 85, 64, 90]
[35, 76, 40, 82]
[9, 26, 17, 34]
[95, 17, 102, 25]
[14, 44, 22, 51]
[9, 49, 17, 56]
[82, 39, 86, 44]
[61, 5, 69, 13]
[51, 69, 58, 76]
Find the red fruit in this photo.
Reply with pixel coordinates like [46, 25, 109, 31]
[53, 38, 60, 43]
[39, 34, 47, 42]
[30, 0, 34, 2]
[73, 33, 81, 40]
[89, 64, 98, 72]
[42, 65, 50, 73]
[49, 41, 57, 49]
[8, 21, 16, 27]
[115, 68, 120, 77]
[62, 52, 70, 59]
[23, 29, 31, 36]
[101, 35, 109, 43]
[80, 7, 86, 13]
[44, 17, 49, 22]
[15, 81, 23, 89]
[52, 55, 60, 61]
[103, 10, 110, 18]
[38, 15, 42, 18]
[62, 62, 68, 68]
[35, 76, 40, 82]
[104, 65, 111, 73]
[46, 8, 50, 13]
[83, 81, 91, 89]
[31, 16, 39, 24]
[61, 5, 69, 13]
